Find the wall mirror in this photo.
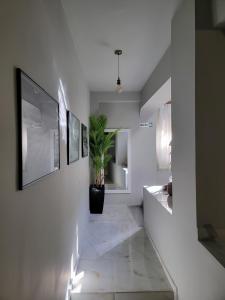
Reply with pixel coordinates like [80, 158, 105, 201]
[104, 129, 130, 193]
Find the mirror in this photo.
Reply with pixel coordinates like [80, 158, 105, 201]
[104, 129, 130, 193]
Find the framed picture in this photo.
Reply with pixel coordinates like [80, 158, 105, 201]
[81, 124, 88, 157]
[67, 111, 80, 164]
[17, 68, 60, 190]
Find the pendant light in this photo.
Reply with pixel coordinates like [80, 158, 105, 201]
[114, 49, 123, 93]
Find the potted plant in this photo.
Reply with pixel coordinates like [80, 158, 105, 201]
[89, 115, 117, 214]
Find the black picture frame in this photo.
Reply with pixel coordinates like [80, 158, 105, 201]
[67, 111, 80, 164]
[16, 68, 60, 190]
[81, 123, 88, 157]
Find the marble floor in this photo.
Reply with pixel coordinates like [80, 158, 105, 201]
[71, 204, 173, 300]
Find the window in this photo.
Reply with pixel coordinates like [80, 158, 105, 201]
[156, 103, 172, 170]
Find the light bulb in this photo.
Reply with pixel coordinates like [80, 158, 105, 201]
[116, 84, 123, 93]
[116, 77, 123, 93]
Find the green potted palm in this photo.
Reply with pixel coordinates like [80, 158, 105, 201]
[89, 115, 117, 214]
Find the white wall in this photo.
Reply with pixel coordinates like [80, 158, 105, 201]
[144, 1, 225, 300]
[141, 47, 171, 108]
[140, 78, 171, 123]
[0, 1, 90, 300]
[91, 93, 170, 206]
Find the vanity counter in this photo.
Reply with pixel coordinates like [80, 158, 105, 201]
[144, 186, 172, 214]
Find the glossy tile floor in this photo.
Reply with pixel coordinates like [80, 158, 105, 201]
[71, 204, 173, 300]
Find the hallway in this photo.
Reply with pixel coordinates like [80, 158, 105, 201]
[1, 1, 225, 300]
[70, 205, 173, 299]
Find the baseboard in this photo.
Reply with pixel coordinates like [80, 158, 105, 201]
[144, 223, 178, 300]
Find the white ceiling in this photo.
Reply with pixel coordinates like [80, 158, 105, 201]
[62, 0, 181, 92]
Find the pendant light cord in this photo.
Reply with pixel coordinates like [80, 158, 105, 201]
[114, 49, 122, 90]
[117, 54, 120, 79]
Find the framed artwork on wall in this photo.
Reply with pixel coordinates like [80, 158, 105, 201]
[81, 123, 88, 157]
[67, 111, 80, 164]
[16, 68, 60, 190]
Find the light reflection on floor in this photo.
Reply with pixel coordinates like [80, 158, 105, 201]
[70, 204, 172, 296]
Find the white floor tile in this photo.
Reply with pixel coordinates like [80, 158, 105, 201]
[73, 204, 172, 295]
[115, 292, 174, 300]
[77, 259, 114, 293]
[71, 293, 114, 300]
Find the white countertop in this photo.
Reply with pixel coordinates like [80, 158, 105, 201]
[144, 185, 172, 214]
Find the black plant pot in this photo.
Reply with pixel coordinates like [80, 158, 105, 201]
[89, 184, 105, 214]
